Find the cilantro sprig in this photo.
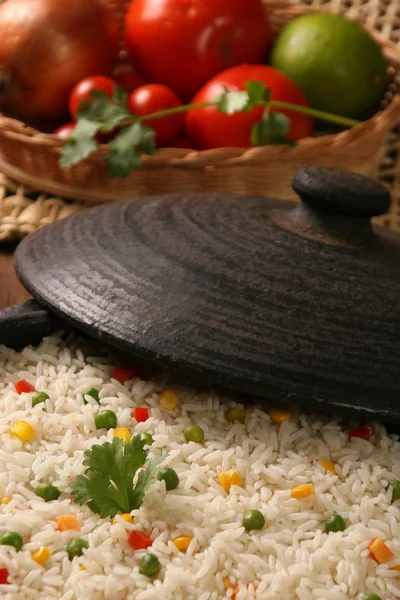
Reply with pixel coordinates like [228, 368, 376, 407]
[60, 80, 360, 178]
[70, 436, 161, 518]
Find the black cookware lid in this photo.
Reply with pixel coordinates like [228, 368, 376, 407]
[14, 166, 400, 420]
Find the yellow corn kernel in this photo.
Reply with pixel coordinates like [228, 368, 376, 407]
[219, 470, 243, 493]
[80, 566, 86, 571]
[291, 484, 314, 499]
[113, 427, 132, 444]
[225, 408, 246, 423]
[113, 513, 133, 524]
[223, 576, 234, 590]
[172, 536, 192, 552]
[269, 409, 292, 425]
[32, 546, 51, 565]
[159, 390, 179, 410]
[0, 497, 11, 505]
[319, 458, 336, 474]
[10, 420, 35, 442]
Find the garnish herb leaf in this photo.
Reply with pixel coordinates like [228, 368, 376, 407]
[251, 112, 294, 146]
[77, 88, 132, 132]
[106, 122, 156, 178]
[59, 118, 100, 167]
[71, 436, 161, 518]
[217, 81, 271, 114]
[58, 78, 357, 176]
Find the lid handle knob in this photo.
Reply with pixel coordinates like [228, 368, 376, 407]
[292, 166, 390, 218]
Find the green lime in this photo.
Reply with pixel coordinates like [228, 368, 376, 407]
[270, 12, 388, 119]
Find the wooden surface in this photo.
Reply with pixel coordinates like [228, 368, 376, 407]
[0, 250, 30, 310]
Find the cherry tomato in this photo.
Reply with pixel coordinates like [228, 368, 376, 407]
[185, 64, 313, 149]
[15, 380, 35, 394]
[124, 0, 271, 101]
[133, 407, 149, 422]
[69, 75, 116, 119]
[112, 64, 147, 94]
[128, 84, 183, 145]
[54, 123, 76, 139]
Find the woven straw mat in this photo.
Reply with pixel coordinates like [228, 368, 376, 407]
[1, 0, 400, 242]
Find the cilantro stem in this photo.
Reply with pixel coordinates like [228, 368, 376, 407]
[268, 101, 360, 129]
[137, 99, 360, 130]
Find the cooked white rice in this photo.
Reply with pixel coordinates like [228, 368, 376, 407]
[1, 333, 400, 600]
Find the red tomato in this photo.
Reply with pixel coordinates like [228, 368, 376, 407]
[128, 530, 153, 550]
[128, 84, 183, 145]
[0, 568, 9, 584]
[133, 407, 149, 422]
[124, 0, 271, 101]
[15, 380, 35, 394]
[348, 426, 372, 441]
[69, 76, 116, 119]
[54, 123, 76, 139]
[112, 64, 147, 94]
[167, 136, 197, 150]
[186, 65, 313, 149]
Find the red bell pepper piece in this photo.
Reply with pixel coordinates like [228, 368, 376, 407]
[348, 425, 372, 441]
[133, 407, 149, 423]
[0, 568, 9, 584]
[111, 367, 139, 383]
[128, 530, 153, 550]
[15, 380, 35, 394]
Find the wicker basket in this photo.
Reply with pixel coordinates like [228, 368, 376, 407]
[0, 0, 399, 205]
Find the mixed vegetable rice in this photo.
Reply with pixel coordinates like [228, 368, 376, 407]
[1, 334, 400, 599]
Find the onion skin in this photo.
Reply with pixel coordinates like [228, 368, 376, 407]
[0, 0, 119, 123]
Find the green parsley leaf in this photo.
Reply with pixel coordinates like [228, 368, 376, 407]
[70, 436, 161, 518]
[106, 122, 156, 178]
[77, 88, 132, 133]
[216, 80, 271, 115]
[251, 112, 295, 146]
[59, 118, 100, 168]
[217, 89, 249, 114]
[245, 80, 271, 107]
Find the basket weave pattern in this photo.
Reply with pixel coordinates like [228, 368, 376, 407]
[0, 0, 400, 240]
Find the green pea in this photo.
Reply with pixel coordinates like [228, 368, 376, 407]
[35, 482, 61, 502]
[0, 531, 23, 551]
[388, 479, 400, 502]
[325, 514, 346, 533]
[139, 553, 161, 577]
[157, 468, 179, 491]
[95, 410, 117, 430]
[66, 538, 88, 561]
[83, 388, 100, 404]
[32, 392, 49, 407]
[362, 595, 382, 600]
[243, 509, 265, 532]
[184, 425, 204, 443]
[141, 433, 154, 446]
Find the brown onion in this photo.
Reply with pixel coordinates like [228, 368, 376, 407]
[0, 0, 119, 123]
